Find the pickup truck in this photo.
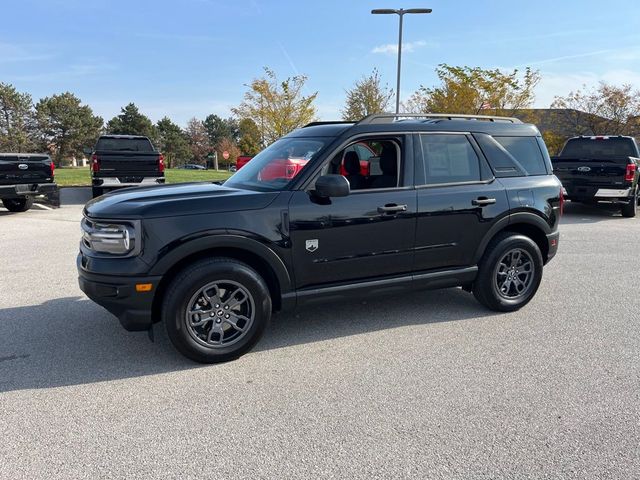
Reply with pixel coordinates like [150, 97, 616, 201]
[551, 135, 640, 217]
[0, 153, 56, 212]
[88, 135, 165, 198]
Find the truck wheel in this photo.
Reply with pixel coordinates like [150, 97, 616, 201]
[473, 232, 543, 312]
[2, 197, 33, 212]
[92, 187, 104, 198]
[620, 189, 638, 218]
[162, 258, 272, 363]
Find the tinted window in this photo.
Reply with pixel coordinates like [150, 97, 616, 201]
[97, 137, 154, 152]
[559, 137, 636, 161]
[420, 134, 480, 184]
[494, 136, 547, 175]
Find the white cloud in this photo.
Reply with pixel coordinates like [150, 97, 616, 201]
[0, 42, 53, 63]
[534, 69, 640, 107]
[372, 40, 429, 55]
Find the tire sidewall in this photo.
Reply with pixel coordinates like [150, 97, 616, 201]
[483, 235, 544, 310]
[163, 260, 271, 362]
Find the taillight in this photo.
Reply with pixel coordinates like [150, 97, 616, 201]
[158, 154, 165, 173]
[285, 163, 296, 178]
[559, 187, 565, 216]
[91, 154, 100, 173]
[49, 161, 55, 178]
[625, 163, 636, 182]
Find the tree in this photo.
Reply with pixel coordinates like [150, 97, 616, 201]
[232, 67, 317, 144]
[341, 69, 393, 121]
[0, 83, 39, 152]
[156, 117, 190, 168]
[203, 114, 239, 146]
[215, 137, 240, 169]
[237, 118, 262, 155]
[35, 92, 103, 165]
[551, 82, 640, 136]
[106, 103, 157, 141]
[405, 64, 540, 115]
[185, 117, 211, 166]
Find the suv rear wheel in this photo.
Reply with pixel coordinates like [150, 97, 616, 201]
[473, 232, 543, 312]
[620, 188, 638, 218]
[163, 257, 271, 363]
[2, 197, 33, 212]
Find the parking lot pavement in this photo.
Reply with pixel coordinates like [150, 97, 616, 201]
[0, 202, 638, 479]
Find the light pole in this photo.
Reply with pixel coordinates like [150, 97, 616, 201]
[371, 8, 432, 114]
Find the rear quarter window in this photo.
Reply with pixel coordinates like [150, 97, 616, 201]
[493, 136, 548, 175]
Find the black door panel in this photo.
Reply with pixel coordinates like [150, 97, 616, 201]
[288, 189, 417, 288]
[414, 182, 508, 270]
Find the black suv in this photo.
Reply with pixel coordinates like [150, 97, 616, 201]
[78, 114, 563, 363]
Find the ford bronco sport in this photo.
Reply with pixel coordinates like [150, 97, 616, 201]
[78, 113, 563, 363]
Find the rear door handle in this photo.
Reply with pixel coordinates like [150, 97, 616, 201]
[377, 204, 407, 214]
[472, 197, 496, 206]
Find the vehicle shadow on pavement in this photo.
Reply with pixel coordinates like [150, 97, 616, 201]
[560, 201, 629, 224]
[0, 289, 492, 392]
[259, 287, 493, 353]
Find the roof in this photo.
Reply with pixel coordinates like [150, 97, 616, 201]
[0, 152, 50, 158]
[290, 114, 540, 138]
[99, 134, 150, 139]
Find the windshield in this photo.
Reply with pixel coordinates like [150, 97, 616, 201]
[224, 137, 330, 191]
[558, 137, 636, 161]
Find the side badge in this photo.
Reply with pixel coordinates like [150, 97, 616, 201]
[305, 239, 319, 252]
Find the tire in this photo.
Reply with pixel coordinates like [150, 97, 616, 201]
[620, 189, 638, 218]
[162, 257, 272, 363]
[473, 232, 544, 312]
[2, 196, 33, 212]
[92, 187, 104, 198]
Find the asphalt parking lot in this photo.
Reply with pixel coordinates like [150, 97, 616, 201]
[0, 202, 638, 479]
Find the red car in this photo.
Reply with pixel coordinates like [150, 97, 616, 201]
[236, 155, 253, 171]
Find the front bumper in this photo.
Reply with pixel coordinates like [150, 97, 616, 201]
[546, 230, 560, 264]
[77, 254, 161, 331]
[0, 182, 57, 198]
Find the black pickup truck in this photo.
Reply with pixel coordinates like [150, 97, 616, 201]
[0, 153, 56, 212]
[551, 135, 640, 217]
[88, 135, 165, 197]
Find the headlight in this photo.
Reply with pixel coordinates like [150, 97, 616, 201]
[81, 217, 140, 256]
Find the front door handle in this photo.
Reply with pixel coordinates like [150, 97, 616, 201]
[377, 203, 407, 214]
[472, 197, 496, 206]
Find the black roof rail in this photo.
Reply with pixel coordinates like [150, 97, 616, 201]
[303, 121, 355, 128]
[357, 113, 523, 125]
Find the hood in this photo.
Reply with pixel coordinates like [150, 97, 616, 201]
[84, 182, 280, 219]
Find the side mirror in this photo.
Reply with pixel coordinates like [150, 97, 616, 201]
[82, 147, 92, 156]
[314, 174, 350, 198]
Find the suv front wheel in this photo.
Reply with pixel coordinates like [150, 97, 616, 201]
[163, 258, 272, 363]
[473, 232, 544, 312]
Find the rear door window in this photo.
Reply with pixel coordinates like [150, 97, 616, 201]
[419, 134, 481, 185]
[493, 136, 547, 175]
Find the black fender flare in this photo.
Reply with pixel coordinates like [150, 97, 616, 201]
[473, 211, 552, 264]
[149, 232, 293, 294]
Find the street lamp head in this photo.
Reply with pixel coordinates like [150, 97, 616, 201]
[371, 8, 432, 15]
[404, 8, 432, 14]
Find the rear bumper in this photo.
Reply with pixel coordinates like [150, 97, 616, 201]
[0, 182, 57, 198]
[93, 176, 165, 188]
[563, 185, 633, 203]
[77, 255, 161, 331]
[546, 230, 560, 264]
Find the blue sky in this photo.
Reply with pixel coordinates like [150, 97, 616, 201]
[2, 0, 639, 125]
